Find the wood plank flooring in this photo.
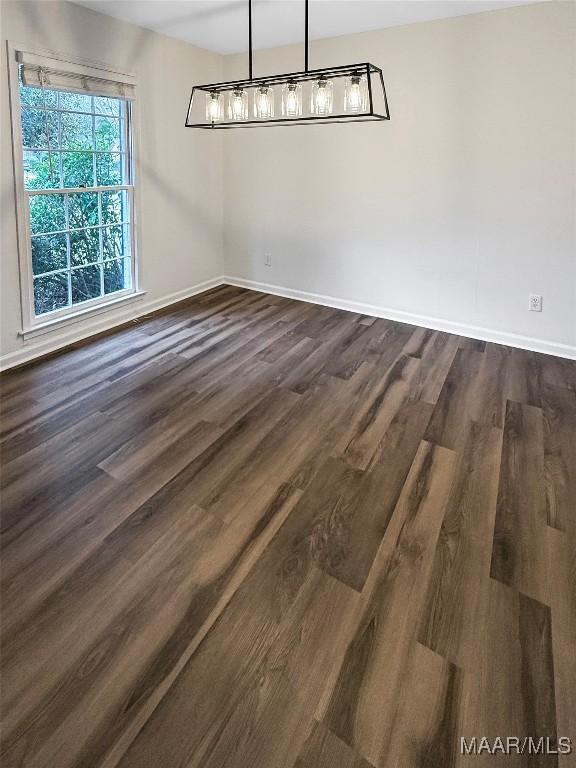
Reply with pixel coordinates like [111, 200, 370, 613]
[1, 284, 575, 768]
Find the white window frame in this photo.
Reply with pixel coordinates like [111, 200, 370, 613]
[7, 43, 143, 336]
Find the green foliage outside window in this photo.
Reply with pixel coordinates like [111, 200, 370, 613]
[20, 82, 132, 316]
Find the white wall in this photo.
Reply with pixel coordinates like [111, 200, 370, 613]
[1, 0, 224, 367]
[2, 1, 574, 367]
[223, 2, 576, 356]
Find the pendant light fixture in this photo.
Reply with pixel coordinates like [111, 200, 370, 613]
[344, 71, 369, 113]
[254, 84, 274, 118]
[206, 91, 223, 122]
[310, 75, 333, 115]
[282, 80, 302, 117]
[186, 0, 390, 128]
[229, 87, 248, 120]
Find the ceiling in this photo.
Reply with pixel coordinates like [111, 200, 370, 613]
[73, 0, 544, 55]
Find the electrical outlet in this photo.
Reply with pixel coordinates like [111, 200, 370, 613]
[529, 294, 543, 312]
[264, 253, 272, 267]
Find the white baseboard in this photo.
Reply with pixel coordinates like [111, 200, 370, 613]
[3, 274, 575, 370]
[0, 277, 224, 371]
[224, 275, 576, 361]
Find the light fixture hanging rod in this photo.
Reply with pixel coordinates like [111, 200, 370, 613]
[305, 0, 309, 72]
[247, 0, 309, 80]
[249, 0, 253, 80]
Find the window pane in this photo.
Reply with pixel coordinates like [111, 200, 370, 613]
[29, 194, 66, 234]
[68, 192, 99, 228]
[103, 258, 130, 294]
[61, 151, 95, 188]
[61, 112, 93, 150]
[24, 151, 60, 190]
[94, 96, 120, 116]
[21, 108, 58, 149]
[31, 233, 68, 275]
[95, 116, 122, 151]
[102, 224, 130, 261]
[20, 84, 58, 108]
[96, 153, 123, 186]
[58, 91, 92, 112]
[34, 272, 69, 315]
[69, 227, 100, 266]
[18, 80, 134, 321]
[101, 190, 128, 225]
[71, 264, 102, 304]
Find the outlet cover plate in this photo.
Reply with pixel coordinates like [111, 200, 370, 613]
[529, 294, 543, 312]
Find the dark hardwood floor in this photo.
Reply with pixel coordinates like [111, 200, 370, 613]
[1, 284, 575, 768]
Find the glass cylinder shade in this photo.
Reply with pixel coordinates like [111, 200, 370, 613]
[344, 73, 368, 113]
[311, 77, 333, 116]
[282, 81, 302, 118]
[228, 88, 248, 120]
[205, 91, 223, 122]
[254, 84, 275, 119]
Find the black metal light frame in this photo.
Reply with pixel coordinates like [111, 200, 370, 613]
[185, 0, 390, 129]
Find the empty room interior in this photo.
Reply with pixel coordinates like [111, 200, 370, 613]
[1, 0, 576, 765]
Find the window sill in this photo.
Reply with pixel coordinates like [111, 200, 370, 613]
[19, 290, 147, 340]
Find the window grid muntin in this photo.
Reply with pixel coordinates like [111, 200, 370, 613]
[30, 220, 131, 238]
[23, 148, 127, 154]
[96, 121, 105, 296]
[20, 89, 122, 117]
[19, 88, 127, 155]
[32, 255, 131, 279]
[19, 84, 134, 317]
[21, 107, 123, 118]
[32, 259, 133, 318]
[29, 211, 131, 271]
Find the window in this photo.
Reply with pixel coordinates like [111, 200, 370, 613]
[10, 49, 138, 328]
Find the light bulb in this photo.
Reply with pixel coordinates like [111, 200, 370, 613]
[206, 91, 222, 122]
[286, 89, 297, 113]
[311, 76, 333, 116]
[231, 91, 244, 119]
[344, 72, 368, 113]
[282, 81, 302, 117]
[254, 84, 274, 119]
[348, 79, 361, 109]
[229, 88, 248, 120]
